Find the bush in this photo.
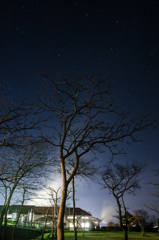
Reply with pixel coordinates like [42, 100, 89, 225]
[6, 219, 17, 225]
[2, 226, 41, 240]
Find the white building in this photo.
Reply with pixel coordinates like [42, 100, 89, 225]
[4, 205, 100, 230]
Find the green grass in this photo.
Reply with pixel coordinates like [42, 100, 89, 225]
[32, 231, 159, 240]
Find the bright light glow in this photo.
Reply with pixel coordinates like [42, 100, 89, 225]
[26, 176, 62, 206]
[69, 222, 77, 227]
[67, 216, 77, 219]
[81, 216, 89, 219]
[81, 222, 89, 228]
[100, 201, 116, 223]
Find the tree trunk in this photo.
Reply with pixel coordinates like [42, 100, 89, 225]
[121, 196, 128, 240]
[116, 197, 122, 229]
[41, 208, 49, 240]
[51, 219, 54, 239]
[52, 199, 57, 239]
[141, 226, 145, 236]
[0, 205, 5, 240]
[57, 157, 68, 240]
[137, 219, 145, 236]
[12, 188, 26, 240]
[57, 184, 67, 240]
[72, 176, 77, 240]
[1, 184, 17, 240]
[52, 212, 55, 239]
[0, 206, 5, 227]
[123, 225, 128, 240]
[57, 152, 79, 240]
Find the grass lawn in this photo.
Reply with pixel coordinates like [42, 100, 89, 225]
[32, 231, 159, 240]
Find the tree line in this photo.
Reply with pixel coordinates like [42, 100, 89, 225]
[0, 73, 157, 240]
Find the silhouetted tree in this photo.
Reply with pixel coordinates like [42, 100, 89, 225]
[0, 141, 53, 240]
[43, 185, 61, 239]
[67, 156, 98, 240]
[134, 209, 149, 236]
[0, 95, 57, 240]
[101, 161, 146, 240]
[0, 96, 44, 149]
[145, 169, 159, 215]
[37, 72, 156, 240]
[12, 187, 26, 240]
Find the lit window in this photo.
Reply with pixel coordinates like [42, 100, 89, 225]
[81, 222, 89, 228]
[85, 222, 89, 228]
[67, 216, 77, 219]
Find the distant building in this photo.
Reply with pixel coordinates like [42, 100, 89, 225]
[2, 205, 100, 230]
[65, 207, 100, 230]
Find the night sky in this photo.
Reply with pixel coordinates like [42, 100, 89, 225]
[0, 0, 159, 224]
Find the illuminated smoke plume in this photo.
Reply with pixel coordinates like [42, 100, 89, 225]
[100, 201, 117, 226]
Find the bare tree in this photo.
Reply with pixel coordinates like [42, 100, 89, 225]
[44, 185, 61, 239]
[41, 207, 49, 240]
[134, 209, 149, 236]
[145, 169, 159, 215]
[101, 161, 146, 240]
[0, 95, 47, 231]
[12, 187, 26, 240]
[66, 156, 98, 240]
[37, 72, 156, 240]
[107, 221, 115, 227]
[0, 141, 53, 240]
[0, 96, 44, 149]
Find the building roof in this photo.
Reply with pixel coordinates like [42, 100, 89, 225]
[1, 205, 92, 217]
[6, 205, 54, 215]
[7, 205, 35, 215]
[65, 207, 92, 216]
[35, 216, 53, 221]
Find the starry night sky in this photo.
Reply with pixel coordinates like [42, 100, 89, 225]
[0, 0, 159, 223]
